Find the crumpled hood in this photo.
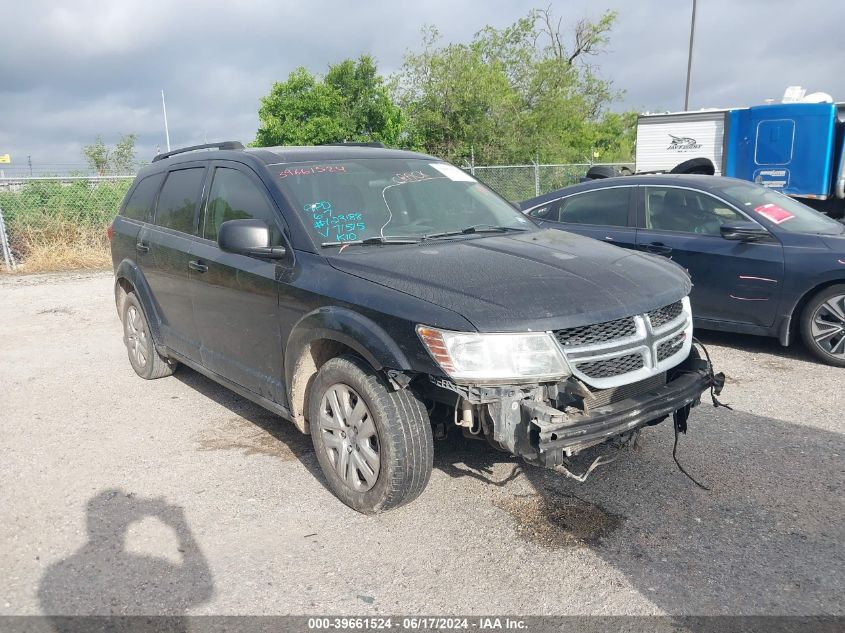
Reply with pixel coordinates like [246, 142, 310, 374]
[326, 229, 692, 332]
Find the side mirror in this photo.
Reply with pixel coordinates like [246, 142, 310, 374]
[720, 221, 770, 242]
[218, 219, 286, 259]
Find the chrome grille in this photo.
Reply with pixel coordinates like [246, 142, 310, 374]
[575, 353, 644, 379]
[588, 372, 667, 408]
[647, 300, 683, 329]
[555, 297, 693, 389]
[554, 316, 636, 347]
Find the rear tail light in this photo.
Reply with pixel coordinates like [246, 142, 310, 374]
[106, 222, 114, 241]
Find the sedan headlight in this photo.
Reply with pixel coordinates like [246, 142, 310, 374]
[416, 325, 571, 383]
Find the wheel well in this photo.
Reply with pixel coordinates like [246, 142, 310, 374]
[115, 276, 133, 316]
[289, 339, 364, 434]
[789, 280, 845, 336]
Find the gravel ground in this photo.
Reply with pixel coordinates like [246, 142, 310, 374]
[0, 271, 842, 616]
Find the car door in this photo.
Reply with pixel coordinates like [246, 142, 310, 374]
[188, 162, 289, 403]
[137, 163, 208, 361]
[527, 186, 638, 249]
[635, 185, 785, 327]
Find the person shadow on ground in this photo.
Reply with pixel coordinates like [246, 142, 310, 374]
[38, 489, 214, 633]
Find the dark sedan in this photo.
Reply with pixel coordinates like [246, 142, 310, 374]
[520, 174, 845, 366]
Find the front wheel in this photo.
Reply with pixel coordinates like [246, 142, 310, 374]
[800, 284, 845, 367]
[308, 355, 433, 514]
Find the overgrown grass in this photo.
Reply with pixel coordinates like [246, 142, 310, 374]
[0, 179, 130, 273]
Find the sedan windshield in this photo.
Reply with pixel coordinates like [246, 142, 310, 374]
[721, 181, 844, 235]
[271, 158, 532, 246]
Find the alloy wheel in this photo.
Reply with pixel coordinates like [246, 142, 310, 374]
[318, 384, 380, 492]
[125, 305, 149, 368]
[810, 294, 845, 358]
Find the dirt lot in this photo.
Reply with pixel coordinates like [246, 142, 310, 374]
[1, 271, 843, 616]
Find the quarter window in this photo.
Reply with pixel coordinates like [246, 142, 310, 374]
[559, 188, 630, 227]
[527, 200, 562, 221]
[122, 173, 164, 221]
[645, 187, 744, 235]
[154, 168, 205, 234]
[204, 168, 278, 242]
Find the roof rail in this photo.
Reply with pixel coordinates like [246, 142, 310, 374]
[320, 141, 386, 148]
[152, 141, 244, 162]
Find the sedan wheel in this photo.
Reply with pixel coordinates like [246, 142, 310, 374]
[800, 285, 845, 367]
[810, 294, 845, 358]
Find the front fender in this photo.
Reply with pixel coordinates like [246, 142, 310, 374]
[284, 306, 412, 381]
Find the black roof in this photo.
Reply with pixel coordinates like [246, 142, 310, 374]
[518, 174, 760, 209]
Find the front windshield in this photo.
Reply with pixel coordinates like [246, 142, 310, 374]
[272, 158, 532, 245]
[721, 182, 844, 234]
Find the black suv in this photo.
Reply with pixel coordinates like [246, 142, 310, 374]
[110, 141, 717, 513]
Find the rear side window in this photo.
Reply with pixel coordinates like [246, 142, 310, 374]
[559, 187, 630, 227]
[122, 173, 164, 221]
[204, 168, 277, 242]
[154, 168, 205, 234]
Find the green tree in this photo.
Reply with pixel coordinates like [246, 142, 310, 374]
[254, 56, 402, 147]
[81, 134, 137, 175]
[394, 7, 635, 165]
[82, 136, 110, 176]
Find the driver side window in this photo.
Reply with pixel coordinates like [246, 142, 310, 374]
[645, 186, 744, 235]
[203, 167, 281, 244]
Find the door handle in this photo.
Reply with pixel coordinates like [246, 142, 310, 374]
[645, 242, 672, 255]
[188, 260, 208, 273]
[135, 241, 150, 254]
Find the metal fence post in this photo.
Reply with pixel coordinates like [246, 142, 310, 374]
[533, 159, 540, 197]
[0, 204, 17, 271]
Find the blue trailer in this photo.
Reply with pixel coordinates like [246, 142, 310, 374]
[635, 100, 845, 217]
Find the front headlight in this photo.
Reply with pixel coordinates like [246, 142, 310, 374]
[416, 325, 571, 383]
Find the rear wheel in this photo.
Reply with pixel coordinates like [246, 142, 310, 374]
[800, 285, 845, 367]
[308, 355, 433, 514]
[122, 292, 176, 379]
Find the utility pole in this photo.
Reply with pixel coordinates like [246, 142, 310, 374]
[684, 0, 697, 111]
[161, 90, 171, 152]
[27, 155, 32, 176]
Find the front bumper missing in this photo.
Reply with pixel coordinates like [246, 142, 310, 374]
[428, 349, 716, 472]
[525, 369, 711, 461]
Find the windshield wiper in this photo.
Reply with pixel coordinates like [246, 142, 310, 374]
[423, 224, 528, 240]
[321, 236, 422, 248]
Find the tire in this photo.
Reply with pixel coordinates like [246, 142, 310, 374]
[121, 292, 177, 379]
[308, 355, 433, 514]
[799, 284, 845, 367]
[669, 157, 715, 175]
[585, 165, 618, 180]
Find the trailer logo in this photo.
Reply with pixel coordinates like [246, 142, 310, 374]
[667, 134, 701, 151]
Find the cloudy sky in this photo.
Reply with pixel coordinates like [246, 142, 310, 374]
[1, 0, 842, 172]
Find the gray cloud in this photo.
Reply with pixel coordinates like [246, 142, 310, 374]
[0, 0, 841, 170]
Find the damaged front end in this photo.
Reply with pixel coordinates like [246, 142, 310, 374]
[431, 347, 717, 472]
[420, 297, 724, 478]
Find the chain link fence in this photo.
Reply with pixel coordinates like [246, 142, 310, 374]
[468, 163, 634, 202]
[0, 177, 133, 270]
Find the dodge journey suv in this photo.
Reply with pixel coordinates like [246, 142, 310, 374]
[110, 141, 718, 513]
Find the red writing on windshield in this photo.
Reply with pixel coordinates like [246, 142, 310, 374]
[279, 165, 347, 179]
